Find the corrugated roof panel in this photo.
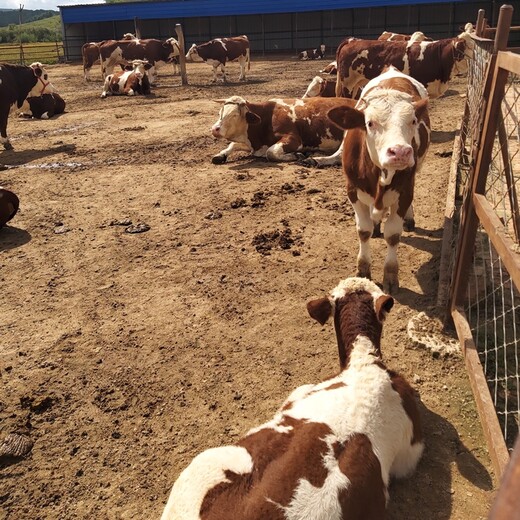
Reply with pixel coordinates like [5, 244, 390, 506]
[59, 0, 468, 24]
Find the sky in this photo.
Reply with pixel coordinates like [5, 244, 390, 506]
[0, 0, 102, 11]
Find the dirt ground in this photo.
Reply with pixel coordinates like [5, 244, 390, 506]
[0, 57, 496, 519]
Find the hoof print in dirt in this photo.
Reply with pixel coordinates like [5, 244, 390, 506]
[230, 198, 247, 209]
[125, 222, 150, 234]
[0, 433, 34, 459]
[212, 155, 227, 165]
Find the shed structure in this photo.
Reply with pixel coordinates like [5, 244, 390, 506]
[58, 0, 514, 62]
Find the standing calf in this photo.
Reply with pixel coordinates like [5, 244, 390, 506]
[326, 67, 431, 293]
[161, 276, 423, 520]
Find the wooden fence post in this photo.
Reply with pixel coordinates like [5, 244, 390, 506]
[175, 23, 188, 86]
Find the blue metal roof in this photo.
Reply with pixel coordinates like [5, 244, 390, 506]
[59, 0, 469, 24]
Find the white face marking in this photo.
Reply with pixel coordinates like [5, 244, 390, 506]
[303, 76, 323, 98]
[360, 89, 418, 171]
[212, 97, 250, 143]
[186, 45, 203, 62]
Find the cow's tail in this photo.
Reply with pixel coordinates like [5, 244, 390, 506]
[246, 46, 251, 71]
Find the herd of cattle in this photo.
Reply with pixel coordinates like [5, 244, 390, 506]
[1, 23, 475, 519]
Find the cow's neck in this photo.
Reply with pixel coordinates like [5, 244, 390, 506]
[333, 294, 383, 370]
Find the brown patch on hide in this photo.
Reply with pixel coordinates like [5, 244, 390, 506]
[389, 371, 423, 444]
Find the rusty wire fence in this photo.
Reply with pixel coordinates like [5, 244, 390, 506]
[443, 4, 520, 479]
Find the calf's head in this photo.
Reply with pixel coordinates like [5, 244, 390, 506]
[185, 43, 203, 62]
[129, 59, 152, 80]
[27, 62, 55, 99]
[211, 96, 260, 141]
[164, 37, 180, 59]
[307, 277, 393, 369]
[328, 89, 428, 184]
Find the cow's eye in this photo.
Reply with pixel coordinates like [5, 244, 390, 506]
[412, 118, 417, 125]
[367, 121, 373, 129]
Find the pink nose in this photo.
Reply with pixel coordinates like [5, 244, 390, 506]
[211, 124, 221, 137]
[387, 145, 413, 164]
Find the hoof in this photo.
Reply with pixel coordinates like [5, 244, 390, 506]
[212, 154, 227, 165]
[383, 271, 399, 295]
[403, 219, 415, 232]
[3, 142, 13, 151]
[297, 157, 318, 168]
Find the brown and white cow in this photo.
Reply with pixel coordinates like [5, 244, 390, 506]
[335, 30, 473, 99]
[99, 37, 180, 85]
[302, 75, 337, 98]
[0, 188, 19, 228]
[101, 60, 152, 98]
[186, 35, 250, 82]
[210, 95, 356, 164]
[320, 60, 337, 75]
[0, 62, 55, 150]
[378, 31, 432, 42]
[326, 67, 430, 293]
[20, 92, 66, 119]
[82, 41, 104, 81]
[161, 276, 423, 520]
[298, 44, 326, 60]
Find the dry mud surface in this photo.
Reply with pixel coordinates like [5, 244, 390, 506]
[1, 58, 495, 519]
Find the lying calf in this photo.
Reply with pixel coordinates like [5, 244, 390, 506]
[20, 92, 65, 119]
[211, 95, 356, 163]
[298, 44, 326, 60]
[302, 75, 337, 98]
[161, 276, 423, 520]
[101, 59, 152, 98]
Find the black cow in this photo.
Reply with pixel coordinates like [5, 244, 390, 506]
[0, 188, 19, 228]
[20, 93, 66, 119]
[0, 62, 55, 150]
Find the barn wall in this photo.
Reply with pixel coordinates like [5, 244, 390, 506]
[62, 1, 517, 62]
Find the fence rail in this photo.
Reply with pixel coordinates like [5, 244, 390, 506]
[444, 4, 519, 480]
[0, 41, 64, 65]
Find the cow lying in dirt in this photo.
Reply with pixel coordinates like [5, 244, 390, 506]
[161, 276, 423, 520]
[20, 92, 66, 119]
[101, 59, 152, 98]
[302, 75, 337, 98]
[210, 95, 356, 164]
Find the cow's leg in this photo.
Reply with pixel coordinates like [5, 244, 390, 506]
[211, 64, 219, 83]
[265, 136, 302, 162]
[100, 76, 113, 98]
[0, 104, 13, 151]
[302, 140, 344, 168]
[383, 207, 404, 294]
[84, 66, 91, 82]
[403, 204, 415, 232]
[220, 64, 226, 83]
[212, 141, 251, 164]
[352, 201, 373, 279]
[238, 56, 246, 81]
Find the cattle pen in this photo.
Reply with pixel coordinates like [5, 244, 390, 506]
[1, 4, 520, 520]
[438, 4, 520, 513]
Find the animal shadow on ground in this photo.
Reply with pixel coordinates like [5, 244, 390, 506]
[191, 78, 267, 88]
[228, 158, 284, 171]
[431, 130, 457, 144]
[440, 88, 461, 97]
[383, 227, 443, 310]
[0, 144, 76, 167]
[0, 226, 31, 251]
[387, 400, 493, 520]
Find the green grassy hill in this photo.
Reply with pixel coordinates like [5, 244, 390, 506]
[0, 14, 61, 43]
[0, 9, 58, 28]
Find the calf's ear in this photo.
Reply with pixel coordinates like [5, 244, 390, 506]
[327, 106, 365, 130]
[413, 99, 428, 122]
[307, 297, 333, 325]
[245, 111, 261, 125]
[375, 295, 394, 322]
